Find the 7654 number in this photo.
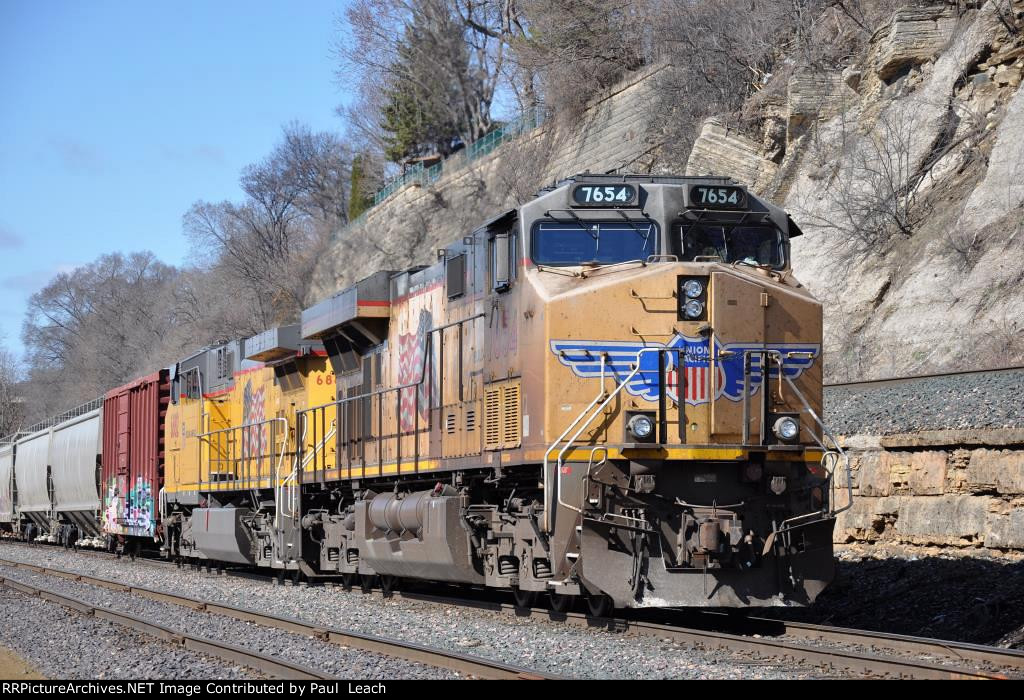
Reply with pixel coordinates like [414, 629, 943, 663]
[691, 186, 745, 208]
[572, 184, 636, 206]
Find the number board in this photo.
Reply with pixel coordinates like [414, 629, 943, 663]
[689, 185, 747, 209]
[572, 183, 638, 207]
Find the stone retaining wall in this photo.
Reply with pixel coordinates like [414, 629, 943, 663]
[836, 430, 1024, 551]
[309, 65, 667, 302]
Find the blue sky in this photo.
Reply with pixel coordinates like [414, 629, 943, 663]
[0, 1, 352, 359]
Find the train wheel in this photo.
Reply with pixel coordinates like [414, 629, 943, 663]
[342, 573, 356, 592]
[360, 574, 377, 594]
[380, 575, 397, 598]
[549, 590, 572, 614]
[512, 587, 537, 609]
[586, 593, 614, 618]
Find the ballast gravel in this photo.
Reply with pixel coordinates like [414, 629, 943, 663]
[0, 586, 259, 680]
[0, 544, 840, 679]
[0, 563, 459, 680]
[824, 370, 1024, 435]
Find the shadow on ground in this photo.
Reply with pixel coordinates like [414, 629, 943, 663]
[757, 554, 1024, 647]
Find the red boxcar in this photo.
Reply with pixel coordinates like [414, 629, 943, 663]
[101, 370, 169, 543]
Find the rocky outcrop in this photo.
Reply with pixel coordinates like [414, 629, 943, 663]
[787, 68, 857, 139]
[781, 0, 1024, 380]
[869, 4, 959, 82]
[684, 118, 778, 192]
[958, 80, 1024, 230]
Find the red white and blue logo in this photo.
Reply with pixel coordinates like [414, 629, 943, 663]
[550, 334, 819, 406]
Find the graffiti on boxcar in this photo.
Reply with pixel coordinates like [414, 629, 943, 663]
[104, 476, 155, 537]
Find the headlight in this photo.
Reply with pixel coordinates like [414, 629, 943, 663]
[627, 414, 654, 440]
[682, 300, 703, 319]
[682, 279, 703, 298]
[772, 416, 799, 441]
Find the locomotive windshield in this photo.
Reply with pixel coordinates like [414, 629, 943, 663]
[678, 224, 786, 268]
[531, 221, 657, 266]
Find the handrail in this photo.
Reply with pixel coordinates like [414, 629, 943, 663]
[297, 313, 485, 480]
[560, 446, 608, 517]
[541, 355, 607, 533]
[778, 369, 853, 517]
[6, 396, 104, 441]
[738, 347, 852, 517]
[543, 349, 666, 533]
[275, 416, 336, 525]
[197, 417, 289, 492]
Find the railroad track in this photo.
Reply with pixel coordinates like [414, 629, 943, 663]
[824, 365, 1024, 390]
[0, 556, 554, 680]
[389, 590, 1024, 680]
[4, 543, 1023, 679]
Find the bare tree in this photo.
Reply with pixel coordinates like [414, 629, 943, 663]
[0, 345, 23, 439]
[792, 102, 926, 254]
[21, 252, 178, 412]
[185, 124, 348, 331]
[508, 0, 651, 116]
[277, 122, 353, 227]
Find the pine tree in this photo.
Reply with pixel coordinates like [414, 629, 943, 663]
[378, 5, 466, 164]
[348, 153, 375, 220]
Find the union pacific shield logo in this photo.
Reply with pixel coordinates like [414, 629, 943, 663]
[550, 334, 819, 406]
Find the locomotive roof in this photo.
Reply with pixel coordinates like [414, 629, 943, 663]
[541, 172, 739, 195]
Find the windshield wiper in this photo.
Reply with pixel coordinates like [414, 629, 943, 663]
[616, 211, 652, 240]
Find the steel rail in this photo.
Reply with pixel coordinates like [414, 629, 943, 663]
[390, 591, 1021, 680]
[824, 365, 1024, 390]
[0, 574, 332, 680]
[0, 557, 554, 680]
[734, 615, 1024, 673]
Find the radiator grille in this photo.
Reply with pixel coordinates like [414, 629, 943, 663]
[484, 387, 501, 449]
[484, 380, 521, 450]
[502, 383, 521, 447]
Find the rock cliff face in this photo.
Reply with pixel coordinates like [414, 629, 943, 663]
[837, 432, 1024, 551]
[687, 0, 1024, 380]
[312, 2, 1023, 382]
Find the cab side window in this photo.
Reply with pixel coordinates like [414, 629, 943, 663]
[490, 230, 517, 292]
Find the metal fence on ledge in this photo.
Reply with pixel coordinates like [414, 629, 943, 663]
[354, 106, 547, 224]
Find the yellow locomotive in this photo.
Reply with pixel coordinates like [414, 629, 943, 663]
[162, 329, 336, 568]
[161, 174, 849, 612]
